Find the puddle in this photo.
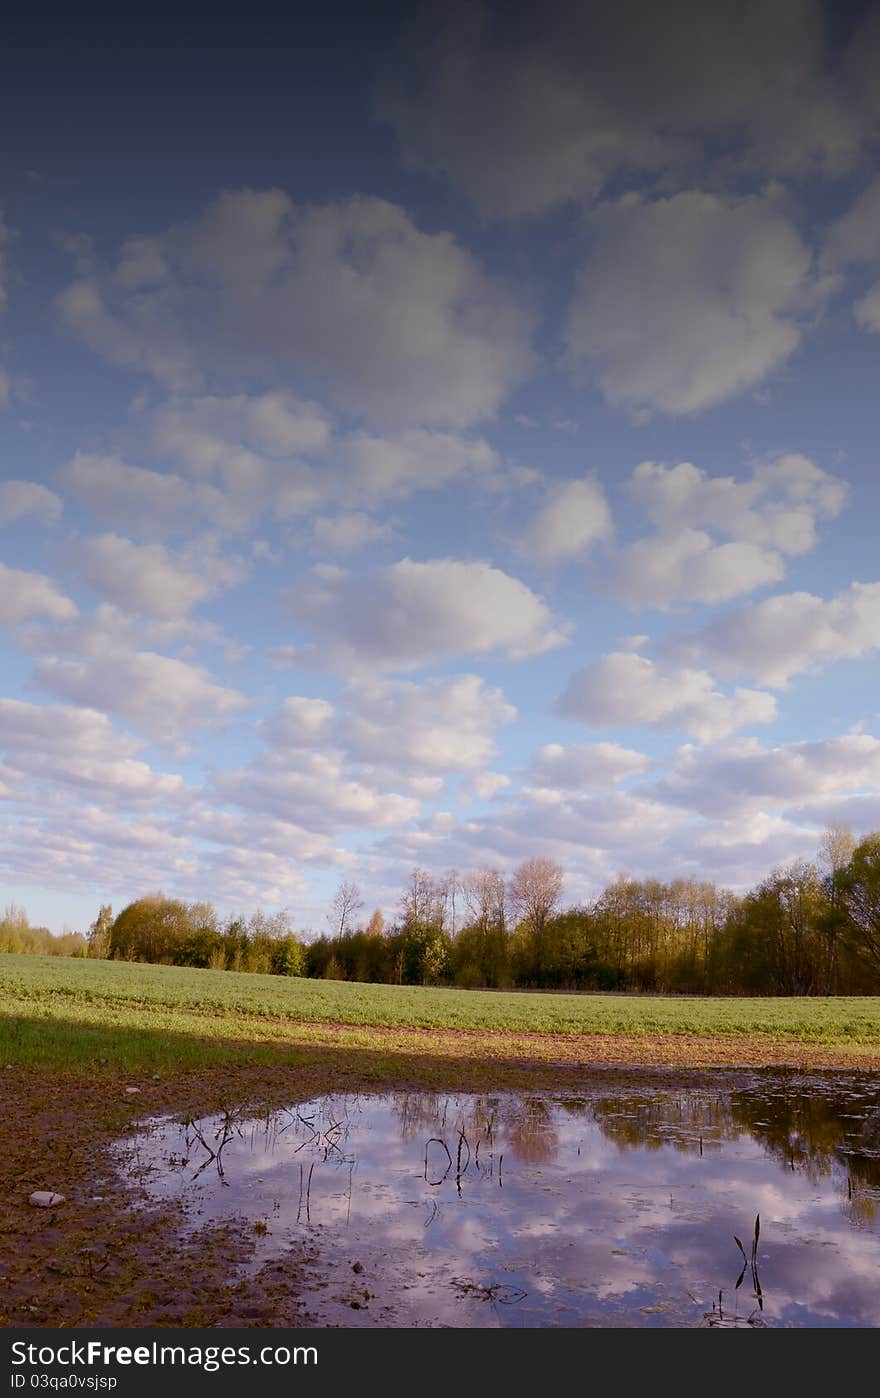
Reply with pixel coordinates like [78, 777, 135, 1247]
[114, 1073, 880, 1327]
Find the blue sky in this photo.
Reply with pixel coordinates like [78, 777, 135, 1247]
[2, 0, 880, 932]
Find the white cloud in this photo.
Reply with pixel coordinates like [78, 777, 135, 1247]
[152, 393, 327, 518]
[312, 512, 391, 554]
[337, 674, 515, 774]
[613, 530, 785, 610]
[335, 428, 501, 500]
[567, 191, 828, 415]
[670, 581, 880, 687]
[653, 733, 880, 819]
[379, 2, 862, 217]
[215, 749, 420, 834]
[0, 698, 186, 805]
[288, 558, 569, 671]
[628, 455, 846, 554]
[62, 415, 519, 541]
[31, 647, 247, 747]
[824, 175, 880, 270]
[75, 533, 247, 618]
[613, 454, 846, 608]
[461, 771, 510, 802]
[526, 477, 612, 563]
[854, 281, 880, 333]
[557, 651, 777, 743]
[372, 785, 689, 892]
[60, 452, 237, 537]
[822, 177, 880, 334]
[0, 368, 9, 407]
[0, 564, 77, 626]
[0, 480, 62, 524]
[260, 696, 335, 748]
[529, 741, 650, 790]
[58, 190, 533, 428]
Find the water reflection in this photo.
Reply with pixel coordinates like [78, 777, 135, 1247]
[115, 1073, 880, 1328]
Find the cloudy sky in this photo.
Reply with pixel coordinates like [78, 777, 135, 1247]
[3, 0, 880, 932]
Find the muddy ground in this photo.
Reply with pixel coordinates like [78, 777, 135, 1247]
[3, 1032, 880, 1329]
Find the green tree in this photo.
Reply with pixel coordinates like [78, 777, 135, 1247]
[87, 904, 114, 959]
[840, 834, 880, 978]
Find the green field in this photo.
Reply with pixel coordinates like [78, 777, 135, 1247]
[3, 953, 880, 1072]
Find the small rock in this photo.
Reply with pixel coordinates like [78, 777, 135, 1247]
[4, 1063, 13, 1070]
[124, 1087, 141, 1095]
[29, 1191, 65, 1208]
[152, 1074, 161, 1081]
[352, 1261, 364, 1274]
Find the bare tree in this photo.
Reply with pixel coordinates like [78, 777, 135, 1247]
[509, 858, 564, 932]
[400, 868, 446, 932]
[509, 858, 564, 977]
[818, 825, 856, 885]
[463, 868, 507, 934]
[328, 880, 364, 938]
[441, 869, 462, 937]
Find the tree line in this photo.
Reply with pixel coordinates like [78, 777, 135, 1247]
[4, 825, 880, 994]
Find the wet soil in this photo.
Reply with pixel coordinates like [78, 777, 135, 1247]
[2, 1032, 880, 1328]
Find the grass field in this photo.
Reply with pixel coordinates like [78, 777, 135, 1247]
[3, 953, 880, 1072]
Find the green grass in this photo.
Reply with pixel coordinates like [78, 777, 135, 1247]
[2, 953, 880, 1065]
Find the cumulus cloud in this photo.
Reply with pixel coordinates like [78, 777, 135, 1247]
[379, 2, 864, 217]
[614, 531, 785, 610]
[74, 533, 247, 618]
[288, 558, 569, 671]
[629, 456, 846, 553]
[61, 414, 516, 540]
[57, 190, 533, 428]
[825, 175, 880, 270]
[0, 564, 77, 626]
[59, 453, 237, 538]
[613, 454, 846, 608]
[528, 741, 650, 790]
[152, 393, 327, 519]
[0, 698, 186, 805]
[311, 513, 391, 554]
[669, 581, 880, 687]
[557, 651, 777, 743]
[215, 749, 420, 834]
[854, 282, 880, 333]
[525, 477, 612, 563]
[825, 176, 880, 334]
[653, 733, 880, 819]
[567, 191, 829, 416]
[259, 696, 335, 749]
[335, 428, 502, 501]
[31, 647, 247, 747]
[0, 480, 63, 525]
[337, 674, 516, 774]
[372, 784, 689, 892]
[461, 771, 510, 802]
[217, 676, 516, 844]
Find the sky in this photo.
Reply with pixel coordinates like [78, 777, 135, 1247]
[2, 0, 880, 933]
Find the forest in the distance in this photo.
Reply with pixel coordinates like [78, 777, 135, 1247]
[3, 826, 880, 996]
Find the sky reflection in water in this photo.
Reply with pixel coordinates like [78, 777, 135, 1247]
[117, 1074, 880, 1328]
